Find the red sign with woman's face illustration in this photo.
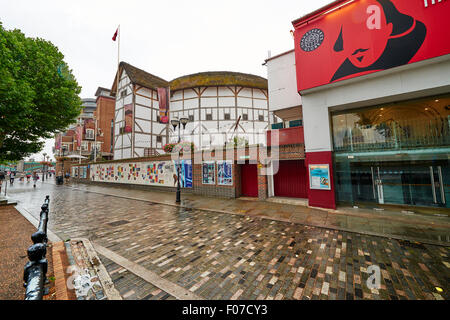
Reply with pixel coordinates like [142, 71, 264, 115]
[293, 0, 450, 91]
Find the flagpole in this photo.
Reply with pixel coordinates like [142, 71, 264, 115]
[114, 24, 120, 159]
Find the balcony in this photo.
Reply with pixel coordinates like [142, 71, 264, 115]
[267, 126, 304, 147]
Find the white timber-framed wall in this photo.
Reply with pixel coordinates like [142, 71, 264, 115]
[134, 85, 168, 157]
[113, 69, 169, 160]
[169, 85, 269, 149]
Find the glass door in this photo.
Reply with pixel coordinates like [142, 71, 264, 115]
[431, 166, 447, 207]
[374, 164, 447, 208]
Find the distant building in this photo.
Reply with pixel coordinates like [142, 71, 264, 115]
[94, 87, 115, 160]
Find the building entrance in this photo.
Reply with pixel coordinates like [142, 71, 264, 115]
[349, 162, 448, 208]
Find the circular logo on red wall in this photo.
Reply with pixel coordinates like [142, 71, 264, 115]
[300, 29, 324, 52]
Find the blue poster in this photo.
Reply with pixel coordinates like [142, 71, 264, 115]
[217, 161, 233, 185]
[202, 162, 215, 185]
[174, 160, 193, 188]
[309, 164, 331, 190]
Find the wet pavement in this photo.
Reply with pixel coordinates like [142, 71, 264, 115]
[5, 179, 450, 300]
[70, 181, 450, 246]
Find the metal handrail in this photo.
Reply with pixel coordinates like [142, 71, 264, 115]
[23, 196, 50, 300]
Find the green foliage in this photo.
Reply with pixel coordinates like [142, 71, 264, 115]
[0, 21, 82, 161]
[226, 136, 249, 148]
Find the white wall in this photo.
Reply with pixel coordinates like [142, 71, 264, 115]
[266, 50, 302, 112]
[169, 86, 269, 149]
[301, 55, 450, 153]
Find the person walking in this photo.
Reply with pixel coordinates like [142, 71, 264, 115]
[0, 170, 5, 193]
[9, 171, 15, 185]
[32, 171, 38, 188]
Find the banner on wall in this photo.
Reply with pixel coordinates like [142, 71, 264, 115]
[76, 125, 83, 147]
[293, 0, 450, 91]
[55, 133, 61, 150]
[309, 164, 331, 190]
[157, 87, 170, 124]
[217, 160, 233, 186]
[124, 104, 133, 133]
[202, 162, 215, 185]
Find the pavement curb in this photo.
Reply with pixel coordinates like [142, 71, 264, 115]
[74, 238, 122, 300]
[52, 242, 76, 300]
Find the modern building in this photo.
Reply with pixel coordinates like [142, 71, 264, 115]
[111, 62, 270, 160]
[264, 50, 307, 200]
[292, 0, 450, 211]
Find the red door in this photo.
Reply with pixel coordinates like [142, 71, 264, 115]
[241, 164, 258, 197]
[274, 160, 307, 198]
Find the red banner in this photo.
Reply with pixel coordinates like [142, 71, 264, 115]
[55, 133, 61, 150]
[124, 104, 133, 133]
[293, 0, 450, 91]
[76, 125, 83, 148]
[157, 87, 170, 124]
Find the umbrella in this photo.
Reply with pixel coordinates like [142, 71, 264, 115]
[65, 154, 88, 159]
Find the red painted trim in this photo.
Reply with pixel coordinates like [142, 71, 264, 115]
[305, 151, 336, 210]
[267, 127, 304, 147]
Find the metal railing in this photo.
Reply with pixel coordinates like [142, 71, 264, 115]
[23, 196, 50, 300]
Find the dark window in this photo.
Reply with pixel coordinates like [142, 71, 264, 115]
[242, 114, 248, 121]
[271, 123, 284, 130]
[156, 115, 161, 123]
[121, 89, 127, 98]
[224, 113, 231, 120]
[258, 115, 265, 121]
[289, 119, 303, 128]
[206, 114, 213, 121]
[156, 135, 162, 143]
[189, 115, 194, 122]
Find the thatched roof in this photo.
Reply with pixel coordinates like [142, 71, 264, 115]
[170, 71, 268, 91]
[111, 62, 169, 95]
[110, 64, 268, 95]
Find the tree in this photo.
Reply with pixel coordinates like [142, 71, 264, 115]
[0, 22, 82, 162]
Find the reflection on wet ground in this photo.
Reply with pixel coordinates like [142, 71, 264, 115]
[7, 180, 450, 300]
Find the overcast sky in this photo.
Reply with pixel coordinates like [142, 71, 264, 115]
[2, 0, 332, 161]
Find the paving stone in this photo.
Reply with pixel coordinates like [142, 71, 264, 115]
[9, 182, 450, 300]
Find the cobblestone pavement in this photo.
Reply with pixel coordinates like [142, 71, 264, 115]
[7, 181, 450, 300]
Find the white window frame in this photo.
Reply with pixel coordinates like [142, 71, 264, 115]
[85, 129, 95, 140]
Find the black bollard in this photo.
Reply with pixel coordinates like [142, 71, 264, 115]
[23, 243, 48, 300]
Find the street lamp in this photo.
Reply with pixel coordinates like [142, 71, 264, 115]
[46, 155, 50, 179]
[42, 153, 47, 182]
[61, 146, 67, 180]
[171, 117, 189, 203]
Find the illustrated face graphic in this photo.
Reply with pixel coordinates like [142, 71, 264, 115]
[340, 0, 393, 68]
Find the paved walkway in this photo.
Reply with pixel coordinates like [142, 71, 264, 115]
[68, 181, 450, 246]
[5, 180, 450, 300]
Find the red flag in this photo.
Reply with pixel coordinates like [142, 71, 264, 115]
[112, 28, 118, 41]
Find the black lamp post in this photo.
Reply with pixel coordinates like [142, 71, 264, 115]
[171, 117, 189, 203]
[42, 153, 47, 182]
[61, 146, 67, 178]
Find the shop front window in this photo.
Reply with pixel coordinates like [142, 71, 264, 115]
[332, 94, 450, 210]
[332, 94, 450, 152]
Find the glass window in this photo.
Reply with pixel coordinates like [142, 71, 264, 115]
[331, 94, 450, 210]
[331, 94, 450, 153]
